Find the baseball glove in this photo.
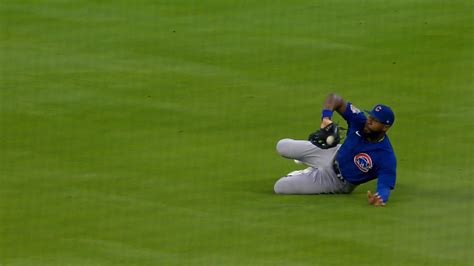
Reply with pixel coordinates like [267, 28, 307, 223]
[308, 122, 341, 149]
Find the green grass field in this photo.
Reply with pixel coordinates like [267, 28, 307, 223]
[1, 1, 473, 265]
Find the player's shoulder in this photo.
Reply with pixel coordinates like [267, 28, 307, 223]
[344, 102, 367, 128]
[380, 137, 397, 163]
[347, 102, 360, 113]
[346, 102, 366, 117]
[383, 135, 395, 151]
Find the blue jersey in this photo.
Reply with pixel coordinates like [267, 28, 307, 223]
[336, 102, 397, 202]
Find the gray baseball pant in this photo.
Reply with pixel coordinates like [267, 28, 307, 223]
[274, 138, 357, 194]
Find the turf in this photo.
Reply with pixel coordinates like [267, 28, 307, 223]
[0, 0, 473, 265]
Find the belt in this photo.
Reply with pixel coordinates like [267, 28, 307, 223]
[333, 160, 344, 181]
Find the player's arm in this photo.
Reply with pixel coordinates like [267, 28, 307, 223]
[320, 93, 347, 128]
[323, 93, 347, 115]
[368, 162, 396, 207]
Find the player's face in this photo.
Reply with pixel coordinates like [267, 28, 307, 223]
[364, 115, 388, 135]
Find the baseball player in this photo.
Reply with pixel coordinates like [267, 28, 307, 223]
[274, 93, 397, 206]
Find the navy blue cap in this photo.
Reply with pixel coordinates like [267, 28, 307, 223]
[365, 104, 395, 126]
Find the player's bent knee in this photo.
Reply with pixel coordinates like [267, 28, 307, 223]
[276, 138, 294, 157]
[274, 180, 285, 194]
[274, 178, 293, 194]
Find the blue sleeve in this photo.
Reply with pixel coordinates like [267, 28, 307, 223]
[376, 181, 392, 202]
[376, 156, 397, 202]
[342, 102, 366, 129]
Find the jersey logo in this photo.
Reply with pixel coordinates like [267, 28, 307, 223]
[350, 104, 361, 114]
[353, 153, 373, 173]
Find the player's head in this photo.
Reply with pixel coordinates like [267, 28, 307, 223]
[363, 104, 395, 135]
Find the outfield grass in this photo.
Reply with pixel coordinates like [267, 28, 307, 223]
[1, 1, 473, 265]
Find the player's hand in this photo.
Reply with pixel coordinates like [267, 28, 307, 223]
[367, 191, 386, 207]
[320, 118, 333, 129]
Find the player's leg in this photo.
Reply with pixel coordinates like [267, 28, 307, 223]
[274, 167, 325, 194]
[276, 138, 339, 168]
[274, 167, 356, 194]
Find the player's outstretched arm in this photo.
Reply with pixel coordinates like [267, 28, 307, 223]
[369, 165, 396, 207]
[320, 93, 347, 128]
